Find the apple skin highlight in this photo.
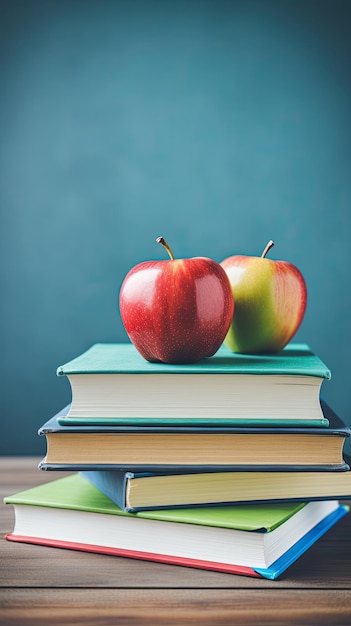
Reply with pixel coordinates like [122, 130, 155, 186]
[221, 248, 307, 354]
[119, 251, 234, 365]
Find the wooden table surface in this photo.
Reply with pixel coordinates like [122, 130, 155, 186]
[1, 457, 351, 625]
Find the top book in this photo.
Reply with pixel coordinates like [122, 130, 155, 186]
[57, 342, 331, 426]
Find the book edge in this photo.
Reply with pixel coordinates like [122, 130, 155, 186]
[6, 505, 347, 579]
[254, 503, 349, 579]
[4, 534, 262, 578]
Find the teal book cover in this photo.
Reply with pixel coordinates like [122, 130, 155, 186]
[56, 342, 331, 427]
[57, 342, 331, 377]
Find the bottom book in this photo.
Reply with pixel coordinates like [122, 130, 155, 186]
[4, 474, 349, 580]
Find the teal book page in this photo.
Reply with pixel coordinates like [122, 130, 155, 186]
[57, 342, 331, 378]
[4, 474, 308, 532]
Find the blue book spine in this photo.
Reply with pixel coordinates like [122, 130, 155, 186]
[79, 470, 131, 511]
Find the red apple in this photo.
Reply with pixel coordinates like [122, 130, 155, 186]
[119, 237, 234, 364]
[220, 241, 307, 354]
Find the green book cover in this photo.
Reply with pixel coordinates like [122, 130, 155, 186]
[4, 473, 308, 532]
[57, 342, 331, 378]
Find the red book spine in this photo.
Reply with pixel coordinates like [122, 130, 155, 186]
[6, 533, 262, 578]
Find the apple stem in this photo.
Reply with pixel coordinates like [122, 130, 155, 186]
[261, 240, 275, 258]
[156, 236, 175, 260]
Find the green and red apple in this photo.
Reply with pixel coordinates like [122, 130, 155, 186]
[220, 241, 307, 354]
[119, 237, 234, 364]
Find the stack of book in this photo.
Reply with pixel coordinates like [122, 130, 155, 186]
[4, 342, 351, 580]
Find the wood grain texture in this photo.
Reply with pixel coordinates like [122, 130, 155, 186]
[1, 457, 351, 625]
[1, 590, 351, 626]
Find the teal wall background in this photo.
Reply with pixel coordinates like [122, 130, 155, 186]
[1, 0, 350, 456]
